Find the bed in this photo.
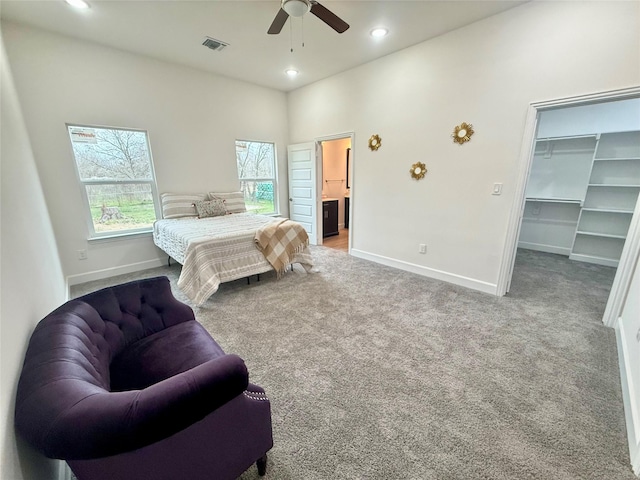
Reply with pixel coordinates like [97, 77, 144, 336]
[153, 192, 313, 305]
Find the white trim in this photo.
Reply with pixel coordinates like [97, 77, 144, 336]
[66, 258, 165, 286]
[603, 192, 640, 327]
[616, 319, 640, 476]
[497, 105, 539, 295]
[350, 248, 498, 295]
[517, 242, 571, 256]
[88, 230, 153, 243]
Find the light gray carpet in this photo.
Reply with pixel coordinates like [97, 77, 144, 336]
[71, 247, 635, 479]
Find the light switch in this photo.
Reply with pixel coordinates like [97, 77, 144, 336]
[492, 183, 503, 195]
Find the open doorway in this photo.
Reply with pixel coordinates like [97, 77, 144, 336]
[319, 136, 352, 252]
[499, 90, 640, 475]
[498, 88, 640, 327]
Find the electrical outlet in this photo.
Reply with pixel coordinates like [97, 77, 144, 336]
[78, 249, 87, 260]
[419, 244, 427, 254]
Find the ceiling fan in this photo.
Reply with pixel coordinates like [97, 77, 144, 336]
[268, 0, 349, 35]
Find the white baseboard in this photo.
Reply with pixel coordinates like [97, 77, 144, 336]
[349, 249, 498, 295]
[615, 319, 640, 476]
[66, 258, 166, 287]
[518, 242, 571, 256]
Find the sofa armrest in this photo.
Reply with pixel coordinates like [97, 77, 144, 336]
[40, 354, 249, 459]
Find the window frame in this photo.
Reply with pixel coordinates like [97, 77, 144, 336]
[235, 139, 279, 215]
[66, 123, 162, 240]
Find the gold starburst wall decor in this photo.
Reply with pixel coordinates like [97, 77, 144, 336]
[368, 134, 382, 151]
[452, 122, 474, 145]
[410, 162, 427, 180]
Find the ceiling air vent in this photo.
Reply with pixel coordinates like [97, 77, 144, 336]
[202, 37, 229, 52]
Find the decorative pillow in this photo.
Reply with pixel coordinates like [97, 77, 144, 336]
[161, 193, 206, 219]
[208, 191, 247, 214]
[193, 199, 227, 218]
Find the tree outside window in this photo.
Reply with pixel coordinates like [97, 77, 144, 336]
[67, 125, 160, 238]
[235, 140, 277, 214]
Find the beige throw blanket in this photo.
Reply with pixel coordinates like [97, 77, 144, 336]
[254, 219, 310, 278]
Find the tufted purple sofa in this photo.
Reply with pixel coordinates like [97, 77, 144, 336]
[14, 276, 273, 480]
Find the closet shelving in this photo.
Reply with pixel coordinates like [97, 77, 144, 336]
[519, 130, 639, 267]
[520, 136, 597, 256]
[569, 131, 640, 267]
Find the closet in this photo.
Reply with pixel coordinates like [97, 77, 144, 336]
[520, 128, 640, 267]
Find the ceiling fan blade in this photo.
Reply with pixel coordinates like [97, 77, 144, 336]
[310, 1, 349, 33]
[268, 8, 289, 34]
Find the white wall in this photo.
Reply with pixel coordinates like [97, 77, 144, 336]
[538, 98, 640, 138]
[617, 249, 640, 475]
[1, 22, 290, 284]
[287, 0, 640, 293]
[1, 34, 66, 480]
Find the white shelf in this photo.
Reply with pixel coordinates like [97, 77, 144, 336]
[575, 230, 626, 240]
[583, 186, 639, 211]
[569, 253, 619, 268]
[594, 131, 640, 159]
[588, 184, 640, 188]
[525, 198, 582, 204]
[537, 135, 598, 142]
[525, 130, 638, 266]
[581, 207, 634, 214]
[593, 157, 640, 162]
[527, 137, 596, 204]
[568, 130, 639, 267]
[572, 234, 625, 260]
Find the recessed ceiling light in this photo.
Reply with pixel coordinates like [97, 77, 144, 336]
[65, 0, 90, 9]
[370, 27, 388, 38]
[285, 69, 299, 78]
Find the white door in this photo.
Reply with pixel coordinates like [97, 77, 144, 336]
[288, 142, 319, 245]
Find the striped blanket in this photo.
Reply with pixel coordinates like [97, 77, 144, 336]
[154, 213, 313, 306]
[254, 219, 310, 278]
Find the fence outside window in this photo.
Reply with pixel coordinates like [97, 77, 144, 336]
[235, 140, 278, 214]
[67, 125, 160, 238]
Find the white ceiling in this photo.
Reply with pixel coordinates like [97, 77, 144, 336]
[0, 0, 526, 92]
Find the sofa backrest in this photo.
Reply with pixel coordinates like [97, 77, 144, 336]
[15, 276, 195, 457]
[78, 276, 195, 360]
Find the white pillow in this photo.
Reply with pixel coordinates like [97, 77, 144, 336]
[208, 191, 247, 214]
[161, 193, 206, 219]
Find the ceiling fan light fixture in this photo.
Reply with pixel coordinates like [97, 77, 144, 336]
[282, 0, 310, 18]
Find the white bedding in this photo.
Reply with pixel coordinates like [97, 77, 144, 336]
[153, 213, 313, 305]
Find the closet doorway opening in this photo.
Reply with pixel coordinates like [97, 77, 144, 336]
[499, 87, 640, 327]
[318, 135, 352, 252]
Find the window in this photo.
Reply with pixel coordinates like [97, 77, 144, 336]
[235, 140, 278, 215]
[67, 125, 160, 238]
